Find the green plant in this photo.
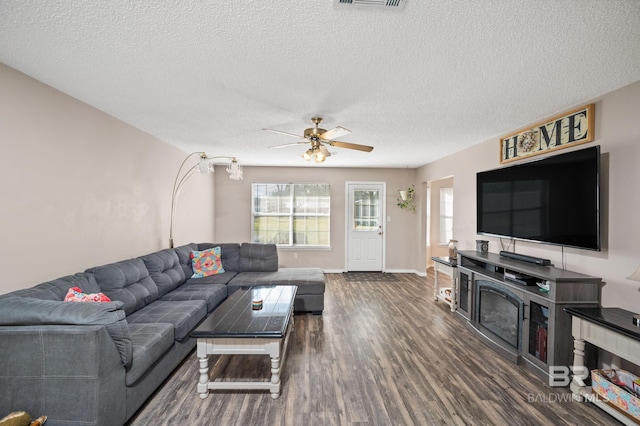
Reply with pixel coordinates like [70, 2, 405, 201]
[397, 185, 415, 212]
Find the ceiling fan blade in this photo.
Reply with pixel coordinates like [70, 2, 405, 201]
[319, 126, 351, 141]
[269, 141, 308, 149]
[328, 140, 374, 152]
[263, 128, 304, 139]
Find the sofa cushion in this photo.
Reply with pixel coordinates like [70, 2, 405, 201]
[125, 322, 174, 386]
[190, 246, 225, 278]
[161, 283, 228, 313]
[184, 270, 237, 286]
[0, 272, 102, 302]
[86, 259, 159, 316]
[238, 243, 278, 272]
[228, 268, 325, 295]
[173, 243, 200, 278]
[126, 300, 206, 341]
[140, 249, 186, 298]
[198, 243, 241, 272]
[0, 297, 132, 367]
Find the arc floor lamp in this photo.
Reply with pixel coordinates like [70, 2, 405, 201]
[169, 152, 242, 248]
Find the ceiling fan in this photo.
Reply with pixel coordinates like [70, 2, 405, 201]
[263, 117, 374, 163]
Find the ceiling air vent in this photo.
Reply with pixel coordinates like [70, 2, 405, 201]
[334, 0, 406, 10]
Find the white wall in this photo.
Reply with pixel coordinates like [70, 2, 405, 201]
[417, 81, 640, 311]
[0, 64, 215, 294]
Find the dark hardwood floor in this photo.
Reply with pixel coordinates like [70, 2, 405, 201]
[127, 272, 620, 425]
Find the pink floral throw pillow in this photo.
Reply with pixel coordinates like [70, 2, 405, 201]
[64, 286, 112, 302]
[190, 246, 225, 278]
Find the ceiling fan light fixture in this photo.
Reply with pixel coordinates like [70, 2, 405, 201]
[266, 116, 373, 162]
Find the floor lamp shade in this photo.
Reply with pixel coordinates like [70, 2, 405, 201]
[169, 152, 242, 248]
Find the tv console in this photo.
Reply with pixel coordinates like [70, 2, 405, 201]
[456, 250, 602, 383]
[500, 250, 551, 266]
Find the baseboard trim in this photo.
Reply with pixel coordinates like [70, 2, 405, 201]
[322, 269, 424, 275]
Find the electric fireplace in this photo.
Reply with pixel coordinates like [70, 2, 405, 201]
[474, 280, 524, 352]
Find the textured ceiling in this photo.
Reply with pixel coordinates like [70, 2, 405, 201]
[1, 1, 639, 168]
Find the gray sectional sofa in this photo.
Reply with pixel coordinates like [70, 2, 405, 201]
[0, 242, 325, 426]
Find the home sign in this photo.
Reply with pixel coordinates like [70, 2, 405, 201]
[500, 104, 594, 164]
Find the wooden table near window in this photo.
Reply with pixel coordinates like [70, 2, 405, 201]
[432, 256, 457, 312]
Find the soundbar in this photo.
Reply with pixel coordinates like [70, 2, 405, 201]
[499, 251, 551, 266]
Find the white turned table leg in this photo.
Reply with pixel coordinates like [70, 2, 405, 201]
[433, 265, 439, 301]
[270, 355, 281, 399]
[450, 275, 458, 313]
[198, 356, 209, 399]
[570, 336, 586, 401]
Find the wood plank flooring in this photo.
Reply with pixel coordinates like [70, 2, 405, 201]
[126, 272, 620, 426]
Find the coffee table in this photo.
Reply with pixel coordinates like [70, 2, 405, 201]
[190, 285, 297, 399]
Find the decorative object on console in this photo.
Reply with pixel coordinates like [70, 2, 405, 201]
[170, 152, 243, 248]
[499, 103, 594, 164]
[476, 240, 489, 253]
[396, 185, 415, 211]
[448, 239, 458, 261]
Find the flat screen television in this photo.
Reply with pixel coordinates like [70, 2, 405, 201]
[477, 145, 601, 251]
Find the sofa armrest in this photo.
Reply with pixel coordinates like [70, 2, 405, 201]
[0, 324, 127, 426]
[0, 297, 132, 367]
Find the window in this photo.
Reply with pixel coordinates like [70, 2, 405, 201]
[353, 190, 379, 230]
[252, 183, 330, 247]
[439, 187, 453, 243]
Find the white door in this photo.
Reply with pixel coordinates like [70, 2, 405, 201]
[346, 182, 385, 271]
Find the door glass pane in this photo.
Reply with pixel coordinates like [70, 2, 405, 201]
[353, 190, 379, 230]
[458, 272, 469, 313]
[528, 300, 549, 363]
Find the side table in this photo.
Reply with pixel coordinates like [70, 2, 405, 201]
[432, 256, 457, 312]
[565, 307, 640, 425]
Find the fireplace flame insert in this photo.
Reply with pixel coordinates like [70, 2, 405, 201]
[474, 280, 524, 351]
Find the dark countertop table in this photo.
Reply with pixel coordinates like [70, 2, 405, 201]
[564, 306, 640, 341]
[191, 285, 297, 339]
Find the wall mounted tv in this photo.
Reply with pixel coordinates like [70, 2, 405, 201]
[477, 145, 601, 251]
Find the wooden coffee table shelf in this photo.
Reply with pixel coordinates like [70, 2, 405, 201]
[190, 285, 297, 399]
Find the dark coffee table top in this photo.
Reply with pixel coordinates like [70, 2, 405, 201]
[190, 285, 297, 339]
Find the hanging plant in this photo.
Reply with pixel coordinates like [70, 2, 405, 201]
[397, 185, 415, 212]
